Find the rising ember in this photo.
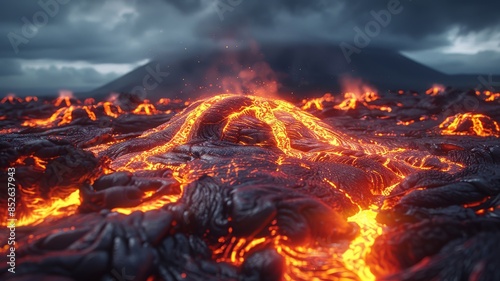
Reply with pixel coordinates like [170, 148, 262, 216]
[1, 87, 500, 281]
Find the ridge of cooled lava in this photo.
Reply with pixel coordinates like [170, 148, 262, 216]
[1, 89, 500, 281]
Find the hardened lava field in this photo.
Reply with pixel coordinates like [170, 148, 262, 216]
[1, 88, 500, 281]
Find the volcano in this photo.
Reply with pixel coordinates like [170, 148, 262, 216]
[84, 44, 499, 101]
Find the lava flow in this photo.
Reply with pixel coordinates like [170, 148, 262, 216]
[1, 88, 500, 281]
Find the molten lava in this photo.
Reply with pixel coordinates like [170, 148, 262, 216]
[2, 89, 500, 281]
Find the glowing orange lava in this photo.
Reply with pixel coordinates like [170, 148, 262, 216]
[476, 90, 500, 102]
[343, 207, 382, 281]
[425, 84, 445, 96]
[13, 190, 81, 227]
[301, 93, 334, 110]
[439, 113, 500, 137]
[133, 100, 160, 115]
[4, 91, 478, 281]
[22, 106, 75, 127]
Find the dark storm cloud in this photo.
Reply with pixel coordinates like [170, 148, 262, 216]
[339, 0, 500, 37]
[167, 0, 332, 17]
[4, 65, 120, 90]
[0, 0, 201, 62]
[193, 0, 343, 39]
[0, 1, 148, 63]
[188, 0, 500, 51]
[0, 59, 23, 76]
[165, 0, 205, 14]
[0, 1, 70, 26]
[2, 0, 499, 60]
[0, 0, 499, 94]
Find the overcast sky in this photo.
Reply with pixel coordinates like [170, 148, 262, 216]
[1, 0, 499, 94]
